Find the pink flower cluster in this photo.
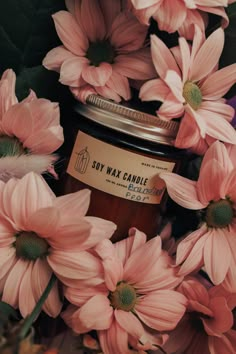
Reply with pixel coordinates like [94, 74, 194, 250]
[0, 0, 236, 353]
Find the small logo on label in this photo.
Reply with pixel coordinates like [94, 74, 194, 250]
[74, 147, 90, 174]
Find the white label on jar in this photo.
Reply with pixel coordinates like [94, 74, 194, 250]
[67, 131, 175, 204]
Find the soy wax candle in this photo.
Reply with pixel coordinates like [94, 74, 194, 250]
[62, 95, 186, 242]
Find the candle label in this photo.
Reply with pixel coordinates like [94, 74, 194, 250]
[67, 131, 175, 204]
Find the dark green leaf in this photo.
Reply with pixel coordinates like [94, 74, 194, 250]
[0, 301, 19, 322]
[0, 0, 66, 75]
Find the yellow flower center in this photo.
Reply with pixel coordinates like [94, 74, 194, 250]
[15, 231, 49, 261]
[183, 81, 202, 110]
[110, 282, 137, 312]
[86, 40, 115, 67]
[206, 199, 234, 228]
[0, 136, 26, 158]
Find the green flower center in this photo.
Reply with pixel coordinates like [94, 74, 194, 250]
[0, 136, 26, 158]
[206, 199, 234, 228]
[110, 282, 137, 312]
[183, 81, 202, 110]
[86, 40, 115, 67]
[15, 231, 49, 261]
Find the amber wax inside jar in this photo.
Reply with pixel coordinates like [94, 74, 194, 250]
[62, 95, 186, 242]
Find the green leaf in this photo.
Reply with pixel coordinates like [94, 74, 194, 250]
[0, 0, 65, 74]
[0, 301, 19, 322]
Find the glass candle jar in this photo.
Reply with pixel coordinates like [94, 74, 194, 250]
[62, 95, 187, 242]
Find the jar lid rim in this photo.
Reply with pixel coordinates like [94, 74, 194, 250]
[74, 95, 180, 145]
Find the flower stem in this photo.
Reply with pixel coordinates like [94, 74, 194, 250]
[18, 273, 57, 340]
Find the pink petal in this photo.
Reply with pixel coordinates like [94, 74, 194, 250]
[27, 99, 60, 130]
[189, 24, 206, 65]
[65, 284, 108, 307]
[190, 27, 224, 81]
[23, 125, 64, 154]
[106, 71, 131, 101]
[197, 5, 229, 29]
[26, 207, 60, 238]
[199, 140, 233, 176]
[43, 45, 76, 72]
[177, 278, 209, 306]
[99, 319, 130, 354]
[202, 108, 236, 144]
[221, 169, 236, 200]
[115, 309, 144, 340]
[197, 160, 226, 204]
[178, 10, 206, 41]
[174, 111, 206, 151]
[10, 172, 55, 230]
[80, 0, 106, 41]
[31, 258, 62, 317]
[95, 85, 121, 102]
[19, 262, 36, 317]
[164, 70, 184, 103]
[179, 37, 191, 82]
[73, 294, 113, 332]
[200, 64, 236, 100]
[139, 78, 169, 102]
[82, 62, 112, 86]
[2, 102, 33, 142]
[203, 297, 233, 336]
[70, 84, 96, 104]
[0, 247, 16, 288]
[102, 257, 123, 292]
[209, 332, 236, 354]
[178, 232, 208, 276]
[150, 35, 180, 80]
[52, 11, 88, 55]
[111, 12, 147, 52]
[47, 249, 103, 281]
[114, 230, 147, 266]
[153, 0, 187, 33]
[131, 0, 162, 10]
[199, 100, 234, 122]
[0, 69, 18, 118]
[0, 220, 15, 247]
[48, 216, 92, 250]
[60, 57, 89, 86]
[113, 48, 156, 80]
[159, 172, 206, 209]
[123, 237, 162, 285]
[54, 189, 91, 220]
[135, 290, 187, 331]
[176, 225, 207, 265]
[157, 92, 185, 120]
[2, 259, 30, 308]
[204, 229, 231, 285]
[99, 0, 121, 32]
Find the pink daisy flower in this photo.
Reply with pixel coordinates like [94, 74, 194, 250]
[0, 172, 116, 318]
[43, 0, 156, 103]
[62, 228, 187, 354]
[159, 141, 236, 291]
[0, 69, 64, 181]
[140, 26, 236, 154]
[130, 0, 229, 39]
[162, 278, 236, 354]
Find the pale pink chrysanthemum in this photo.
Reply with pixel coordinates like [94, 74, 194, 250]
[140, 26, 236, 154]
[43, 0, 156, 103]
[159, 141, 236, 291]
[0, 69, 64, 181]
[0, 172, 116, 318]
[130, 0, 229, 40]
[62, 228, 187, 354]
[159, 278, 236, 354]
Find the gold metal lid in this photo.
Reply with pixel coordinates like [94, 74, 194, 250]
[75, 95, 179, 146]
